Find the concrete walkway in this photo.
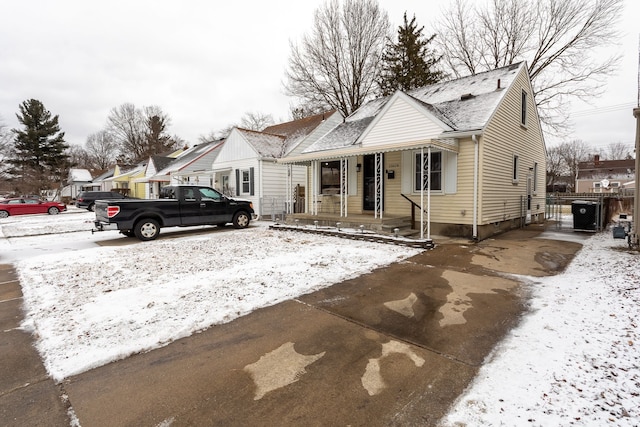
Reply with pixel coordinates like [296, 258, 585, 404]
[0, 225, 584, 426]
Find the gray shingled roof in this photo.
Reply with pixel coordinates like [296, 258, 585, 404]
[302, 63, 523, 155]
[156, 140, 224, 175]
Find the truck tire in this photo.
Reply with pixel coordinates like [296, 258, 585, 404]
[232, 211, 250, 229]
[134, 218, 160, 241]
[88, 203, 96, 212]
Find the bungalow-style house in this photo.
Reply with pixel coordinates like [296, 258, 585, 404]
[211, 111, 342, 218]
[575, 154, 635, 193]
[102, 164, 145, 197]
[63, 168, 97, 201]
[100, 148, 184, 198]
[138, 139, 225, 198]
[279, 62, 546, 241]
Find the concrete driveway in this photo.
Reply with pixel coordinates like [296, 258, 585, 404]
[1, 225, 584, 426]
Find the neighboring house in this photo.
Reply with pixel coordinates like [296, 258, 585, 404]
[61, 168, 97, 201]
[279, 62, 546, 241]
[211, 111, 342, 218]
[92, 168, 116, 191]
[575, 155, 635, 193]
[100, 149, 185, 199]
[135, 155, 177, 199]
[140, 139, 225, 198]
[101, 164, 145, 197]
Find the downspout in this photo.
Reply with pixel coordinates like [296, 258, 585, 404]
[472, 134, 479, 240]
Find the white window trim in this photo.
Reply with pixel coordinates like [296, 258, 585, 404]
[412, 150, 444, 194]
[240, 169, 251, 195]
[521, 90, 528, 128]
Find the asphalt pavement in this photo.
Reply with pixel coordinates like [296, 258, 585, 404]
[0, 224, 585, 426]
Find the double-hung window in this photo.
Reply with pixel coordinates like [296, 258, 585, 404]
[521, 90, 527, 126]
[235, 167, 254, 196]
[241, 170, 251, 194]
[414, 151, 442, 191]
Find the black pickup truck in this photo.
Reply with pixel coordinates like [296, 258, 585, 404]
[93, 185, 255, 241]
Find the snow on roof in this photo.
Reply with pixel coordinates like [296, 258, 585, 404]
[154, 140, 224, 176]
[237, 128, 287, 158]
[303, 63, 524, 155]
[69, 168, 93, 182]
[264, 110, 336, 139]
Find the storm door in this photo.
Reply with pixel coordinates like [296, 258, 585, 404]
[362, 154, 383, 211]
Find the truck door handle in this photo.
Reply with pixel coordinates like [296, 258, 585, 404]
[200, 203, 206, 207]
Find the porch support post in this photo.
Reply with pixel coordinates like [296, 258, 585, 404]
[375, 153, 383, 219]
[340, 158, 348, 217]
[286, 164, 292, 214]
[311, 160, 318, 215]
[420, 148, 424, 239]
[427, 146, 432, 240]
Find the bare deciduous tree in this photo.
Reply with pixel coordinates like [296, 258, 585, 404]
[198, 130, 223, 144]
[604, 142, 633, 160]
[65, 144, 92, 170]
[240, 111, 274, 131]
[285, 0, 391, 117]
[0, 118, 13, 190]
[85, 130, 119, 169]
[558, 139, 594, 179]
[546, 145, 567, 188]
[107, 103, 178, 162]
[107, 103, 145, 163]
[436, 0, 623, 134]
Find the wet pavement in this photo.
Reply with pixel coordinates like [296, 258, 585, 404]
[0, 225, 585, 426]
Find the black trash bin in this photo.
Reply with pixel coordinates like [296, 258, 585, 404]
[571, 200, 598, 231]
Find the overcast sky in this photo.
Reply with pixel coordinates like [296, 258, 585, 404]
[1, 0, 638, 151]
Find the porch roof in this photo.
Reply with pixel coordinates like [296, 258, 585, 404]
[278, 137, 460, 164]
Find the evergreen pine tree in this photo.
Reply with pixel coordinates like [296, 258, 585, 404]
[8, 99, 69, 196]
[378, 13, 444, 96]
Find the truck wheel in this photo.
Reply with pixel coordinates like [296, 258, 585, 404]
[134, 219, 160, 241]
[232, 211, 250, 229]
[88, 203, 96, 212]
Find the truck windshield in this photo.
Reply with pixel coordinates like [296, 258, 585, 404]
[199, 187, 222, 201]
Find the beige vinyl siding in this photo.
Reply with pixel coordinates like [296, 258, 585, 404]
[361, 96, 446, 148]
[383, 141, 475, 224]
[479, 67, 546, 224]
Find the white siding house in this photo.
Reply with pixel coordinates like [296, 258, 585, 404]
[211, 111, 342, 218]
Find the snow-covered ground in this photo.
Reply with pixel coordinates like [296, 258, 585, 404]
[441, 230, 639, 426]
[1, 209, 422, 381]
[2, 208, 638, 425]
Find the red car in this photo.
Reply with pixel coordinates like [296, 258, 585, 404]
[0, 198, 67, 218]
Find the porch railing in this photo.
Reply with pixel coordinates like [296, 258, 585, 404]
[400, 193, 428, 232]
